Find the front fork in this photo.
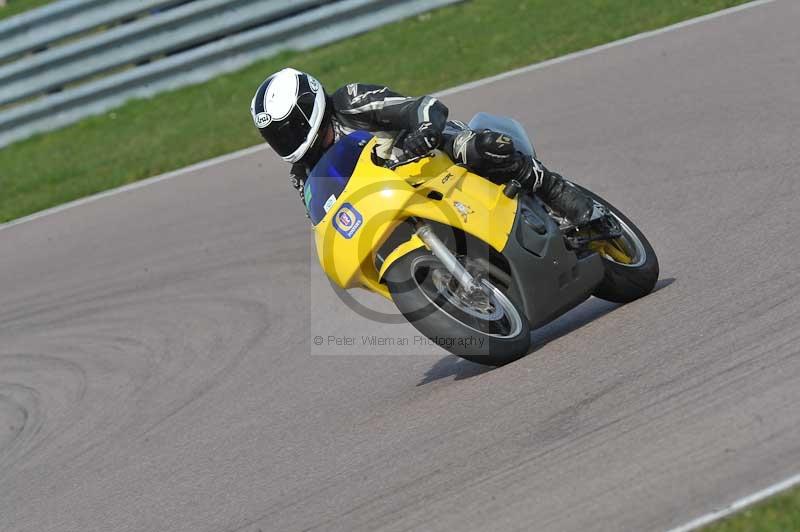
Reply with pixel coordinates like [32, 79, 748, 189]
[414, 220, 482, 294]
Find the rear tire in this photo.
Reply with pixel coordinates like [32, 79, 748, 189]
[576, 185, 659, 303]
[384, 249, 531, 367]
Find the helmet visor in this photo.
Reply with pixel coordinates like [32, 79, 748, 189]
[296, 90, 317, 120]
[259, 102, 314, 158]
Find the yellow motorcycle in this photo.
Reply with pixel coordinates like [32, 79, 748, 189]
[304, 113, 658, 366]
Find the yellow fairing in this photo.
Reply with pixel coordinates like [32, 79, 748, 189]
[313, 138, 518, 299]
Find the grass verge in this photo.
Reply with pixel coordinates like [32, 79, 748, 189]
[0, 0, 53, 21]
[701, 484, 800, 532]
[1, 0, 752, 223]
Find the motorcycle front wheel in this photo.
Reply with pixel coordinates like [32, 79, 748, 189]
[384, 249, 531, 367]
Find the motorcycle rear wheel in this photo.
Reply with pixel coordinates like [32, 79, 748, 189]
[576, 185, 659, 303]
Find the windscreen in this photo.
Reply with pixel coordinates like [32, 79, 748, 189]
[304, 131, 373, 225]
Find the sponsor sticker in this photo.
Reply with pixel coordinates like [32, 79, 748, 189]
[323, 194, 337, 213]
[303, 182, 312, 207]
[333, 203, 363, 239]
[309, 77, 320, 93]
[255, 112, 272, 128]
[453, 201, 474, 223]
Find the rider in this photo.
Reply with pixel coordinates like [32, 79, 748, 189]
[250, 68, 594, 225]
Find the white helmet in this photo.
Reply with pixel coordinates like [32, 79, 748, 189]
[250, 68, 328, 163]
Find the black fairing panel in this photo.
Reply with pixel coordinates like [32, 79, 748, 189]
[502, 195, 605, 329]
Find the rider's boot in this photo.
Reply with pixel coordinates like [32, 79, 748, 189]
[535, 167, 594, 226]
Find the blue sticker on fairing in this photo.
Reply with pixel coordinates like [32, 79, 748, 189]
[332, 203, 363, 239]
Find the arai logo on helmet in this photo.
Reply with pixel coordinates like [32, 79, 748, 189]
[332, 203, 363, 239]
[255, 112, 272, 128]
[308, 77, 320, 93]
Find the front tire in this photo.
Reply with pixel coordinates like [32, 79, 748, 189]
[384, 249, 531, 366]
[576, 185, 659, 303]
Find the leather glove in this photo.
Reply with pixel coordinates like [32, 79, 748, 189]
[404, 122, 443, 156]
[473, 130, 516, 164]
[472, 131, 543, 188]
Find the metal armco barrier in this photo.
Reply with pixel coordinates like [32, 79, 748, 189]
[0, 0, 461, 148]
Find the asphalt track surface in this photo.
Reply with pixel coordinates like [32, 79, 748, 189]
[2, 1, 799, 530]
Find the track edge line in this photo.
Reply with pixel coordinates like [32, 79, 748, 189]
[665, 471, 800, 532]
